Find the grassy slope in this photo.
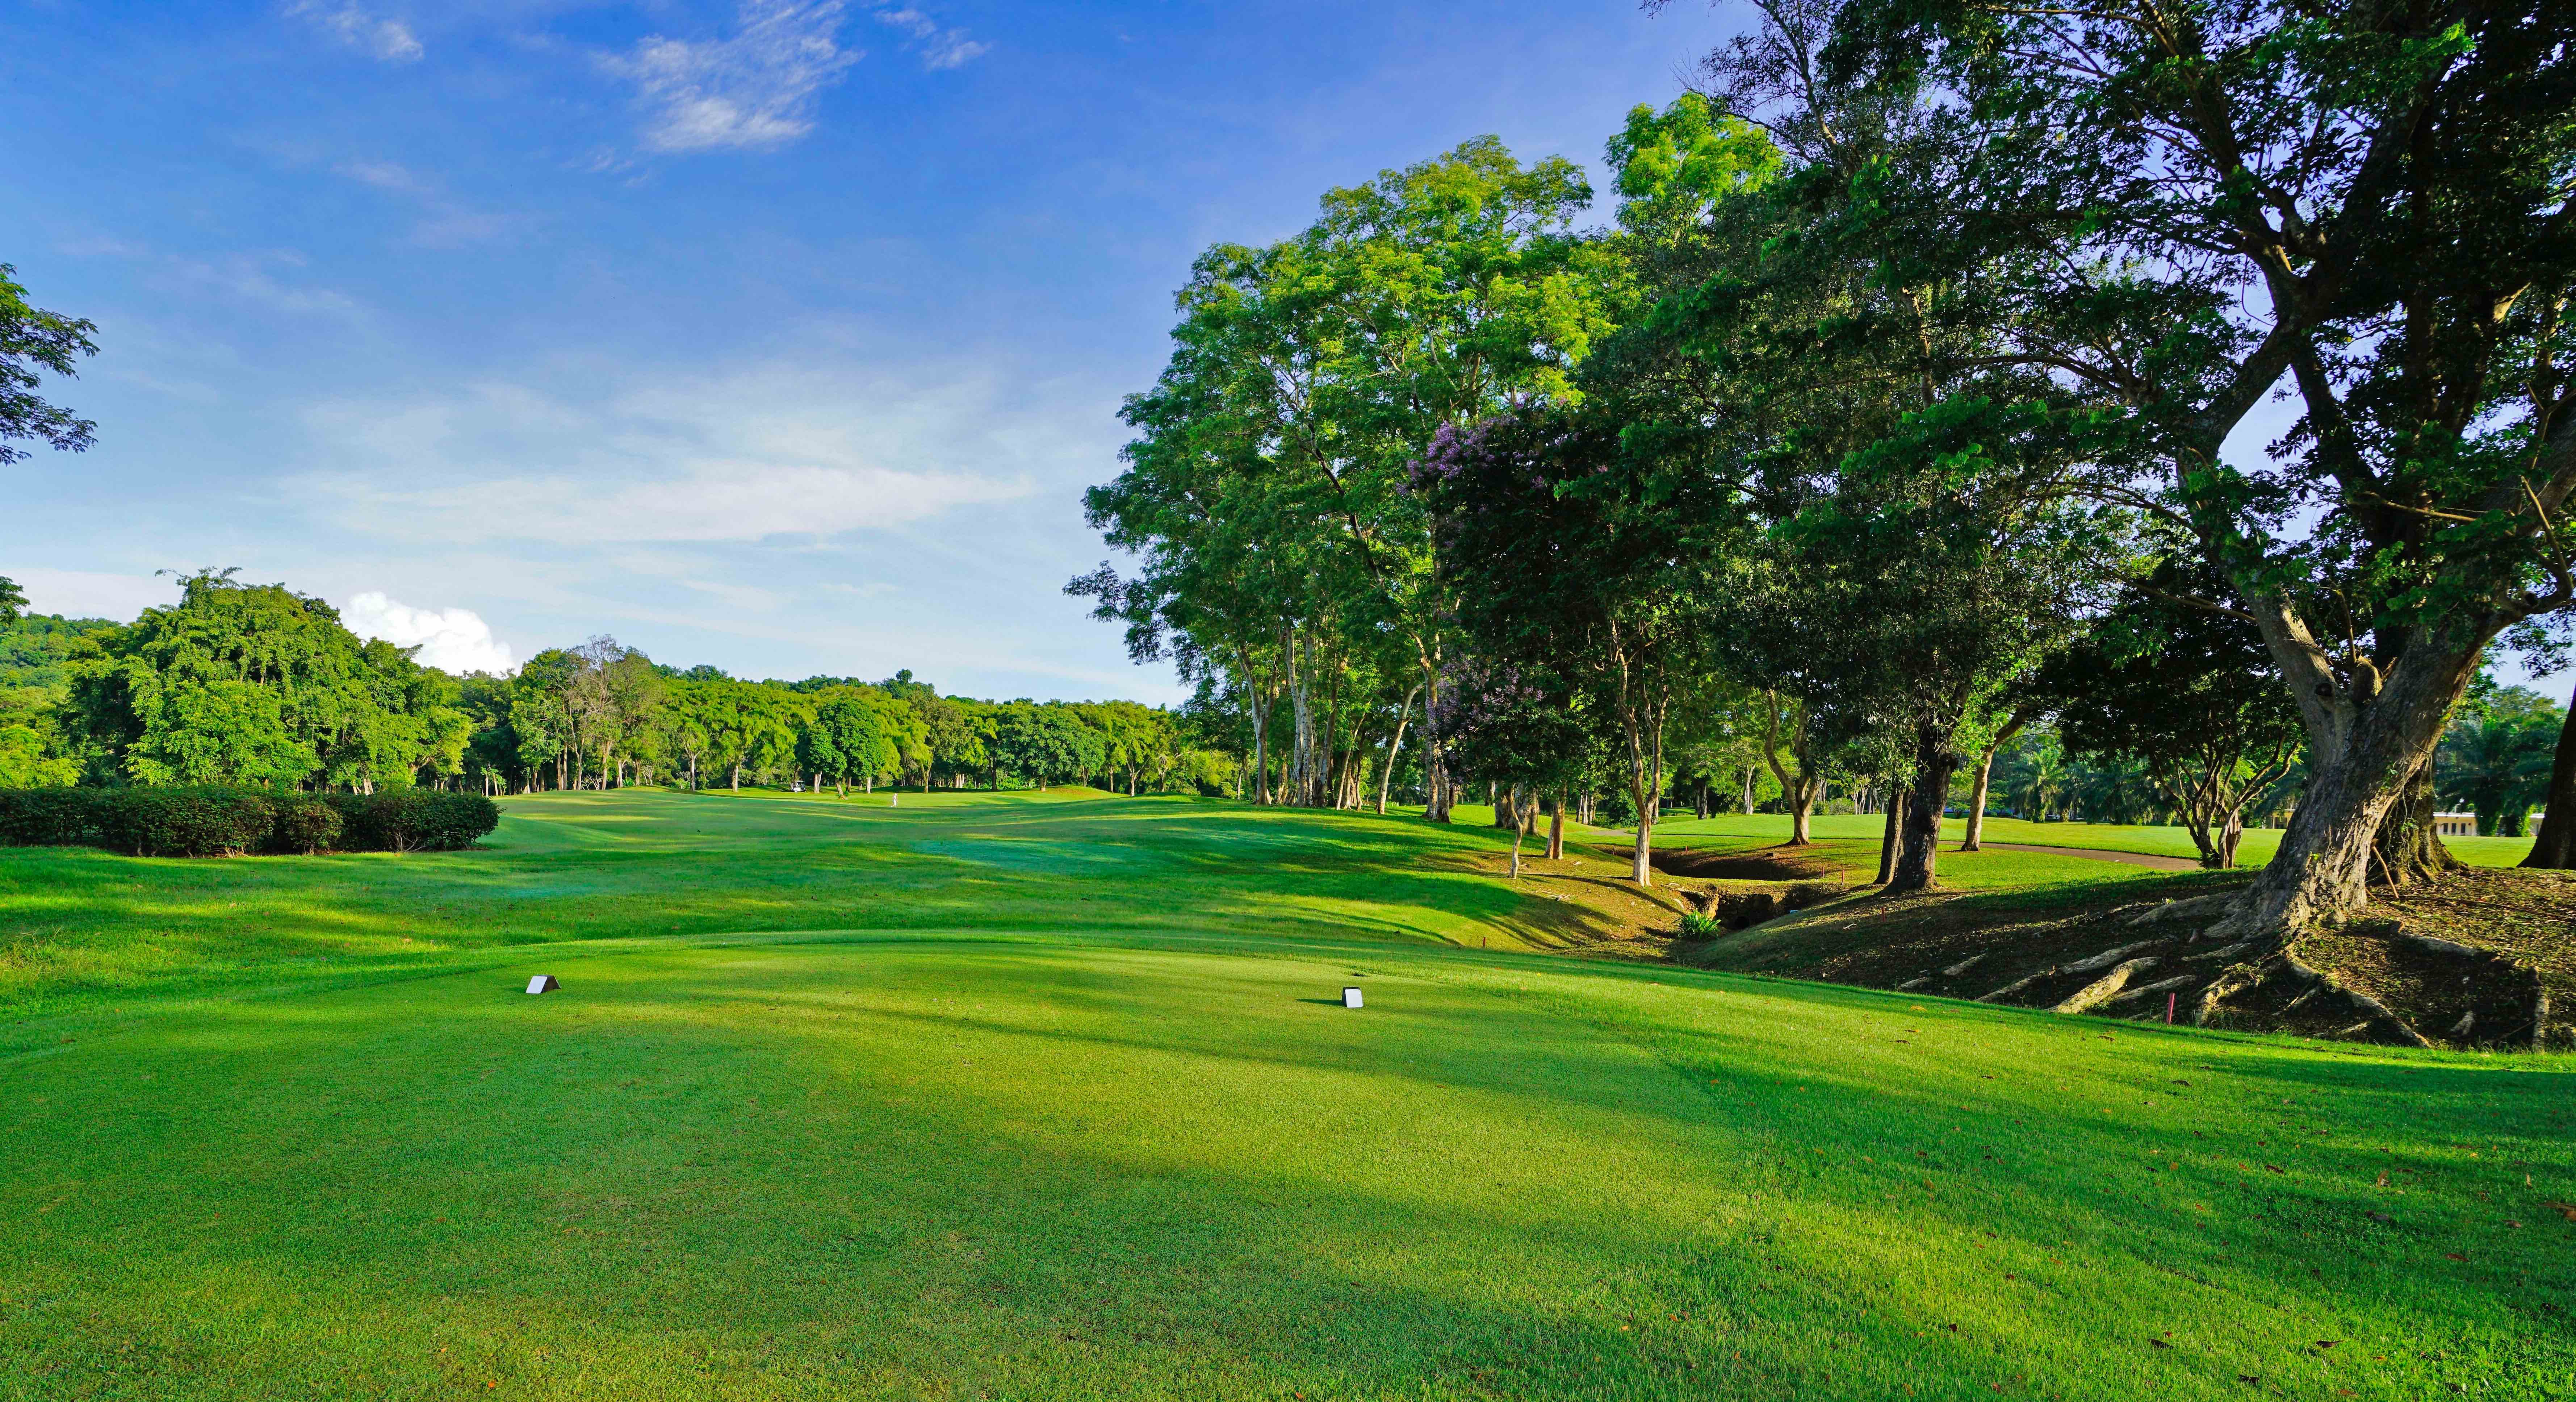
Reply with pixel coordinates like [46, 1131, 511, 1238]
[2, 791, 2570, 1401]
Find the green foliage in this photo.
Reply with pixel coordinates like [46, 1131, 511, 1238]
[63, 571, 467, 792]
[2040, 564, 2308, 865]
[2437, 680, 2564, 836]
[324, 790, 501, 853]
[992, 702, 1106, 786]
[1675, 908, 1723, 938]
[0, 262, 100, 465]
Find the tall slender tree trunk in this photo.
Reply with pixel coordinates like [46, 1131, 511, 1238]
[1875, 785, 1906, 885]
[1959, 751, 1998, 853]
[1546, 792, 1564, 861]
[1378, 684, 1417, 816]
[1958, 710, 2026, 853]
[2522, 679, 2576, 868]
[1421, 679, 1450, 821]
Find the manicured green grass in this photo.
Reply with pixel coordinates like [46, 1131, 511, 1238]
[3, 791, 2569, 1400]
[1649, 811, 2538, 869]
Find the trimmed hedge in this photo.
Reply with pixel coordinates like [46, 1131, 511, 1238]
[0, 786, 496, 857]
[325, 792, 497, 853]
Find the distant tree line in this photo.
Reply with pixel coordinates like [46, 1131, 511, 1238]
[0, 570, 1232, 800]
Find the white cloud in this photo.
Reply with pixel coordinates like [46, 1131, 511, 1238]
[336, 160, 512, 247]
[286, 1, 424, 62]
[65, 238, 365, 319]
[5, 568, 172, 623]
[294, 356, 1049, 543]
[342, 592, 517, 673]
[872, 6, 987, 70]
[604, 1, 863, 153]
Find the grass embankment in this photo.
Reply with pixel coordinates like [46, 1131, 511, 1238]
[3, 790, 2570, 1400]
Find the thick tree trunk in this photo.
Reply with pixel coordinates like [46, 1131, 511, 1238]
[1546, 793, 1564, 861]
[1509, 822, 1524, 878]
[2220, 638, 2480, 940]
[2371, 763, 2457, 886]
[2524, 684, 2576, 868]
[1889, 733, 1957, 893]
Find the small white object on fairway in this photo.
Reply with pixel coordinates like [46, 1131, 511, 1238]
[1342, 986, 1364, 1009]
[525, 975, 560, 995]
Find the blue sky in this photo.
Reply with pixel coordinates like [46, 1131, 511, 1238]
[0, 0, 1741, 700]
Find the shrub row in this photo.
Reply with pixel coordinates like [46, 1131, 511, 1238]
[0, 786, 499, 858]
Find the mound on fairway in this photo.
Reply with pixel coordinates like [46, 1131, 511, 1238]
[2, 791, 2569, 1400]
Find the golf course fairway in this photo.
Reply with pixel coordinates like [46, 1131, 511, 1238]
[2, 791, 2568, 1399]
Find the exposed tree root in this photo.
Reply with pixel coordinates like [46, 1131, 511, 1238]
[1896, 976, 1932, 992]
[2104, 973, 2197, 1008]
[1976, 970, 2053, 1004]
[2053, 957, 2158, 1014]
[1940, 952, 1988, 978]
[2188, 933, 2443, 1048]
[2126, 893, 2236, 929]
[2061, 940, 2160, 975]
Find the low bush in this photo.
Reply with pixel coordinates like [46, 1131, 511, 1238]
[0, 785, 497, 857]
[1676, 909, 1723, 939]
[266, 794, 344, 855]
[0, 786, 105, 847]
[326, 791, 499, 853]
[91, 787, 278, 858]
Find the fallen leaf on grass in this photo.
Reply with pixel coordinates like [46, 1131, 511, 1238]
[2445, 1252, 2467, 1262]
[2365, 1211, 2392, 1223]
[2547, 1202, 2576, 1222]
[2150, 1339, 2171, 1349]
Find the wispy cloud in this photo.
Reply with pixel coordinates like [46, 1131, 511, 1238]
[336, 160, 512, 247]
[64, 238, 365, 319]
[342, 592, 517, 673]
[872, 6, 988, 70]
[285, 1, 423, 62]
[294, 356, 1051, 543]
[603, 0, 863, 153]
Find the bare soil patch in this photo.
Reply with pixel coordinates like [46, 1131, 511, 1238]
[1650, 845, 1856, 882]
[1677, 868, 2575, 1051]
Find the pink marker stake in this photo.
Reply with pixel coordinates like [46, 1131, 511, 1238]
[2166, 992, 2177, 1025]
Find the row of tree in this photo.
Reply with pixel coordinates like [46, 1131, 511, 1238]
[0, 571, 1232, 798]
[1078, 0, 2576, 945]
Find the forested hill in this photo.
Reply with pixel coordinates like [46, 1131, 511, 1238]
[0, 611, 116, 691]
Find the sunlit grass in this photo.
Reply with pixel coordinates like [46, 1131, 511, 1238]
[1648, 811, 2537, 869]
[1, 789, 2567, 1399]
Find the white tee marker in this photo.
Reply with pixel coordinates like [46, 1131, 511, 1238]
[1342, 986, 1364, 1009]
[525, 975, 560, 995]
